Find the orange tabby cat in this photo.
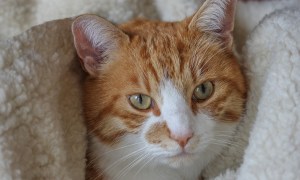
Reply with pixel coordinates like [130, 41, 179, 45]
[72, 0, 246, 179]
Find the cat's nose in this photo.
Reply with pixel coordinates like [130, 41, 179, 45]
[170, 131, 193, 148]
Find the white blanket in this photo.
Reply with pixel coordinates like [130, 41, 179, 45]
[0, 0, 299, 179]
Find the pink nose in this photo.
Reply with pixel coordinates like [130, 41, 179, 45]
[170, 131, 193, 148]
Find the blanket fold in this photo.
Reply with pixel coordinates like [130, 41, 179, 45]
[0, 19, 86, 180]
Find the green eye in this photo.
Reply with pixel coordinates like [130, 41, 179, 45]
[193, 81, 214, 101]
[129, 94, 152, 110]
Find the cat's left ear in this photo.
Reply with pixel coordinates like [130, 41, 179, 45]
[189, 0, 236, 47]
[72, 15, 129, 76]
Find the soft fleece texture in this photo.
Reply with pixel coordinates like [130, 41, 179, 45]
[0, 0, 300, 179]
[0, 19, 86, 180]
[206, 8, 300, 180]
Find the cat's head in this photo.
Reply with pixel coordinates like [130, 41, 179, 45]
[72, 0, 246, 169]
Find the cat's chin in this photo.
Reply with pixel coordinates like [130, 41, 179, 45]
[162, 152, 196, 168]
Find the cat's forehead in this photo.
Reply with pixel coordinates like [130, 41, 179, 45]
[117, 21, 193, 90]
[118, 19, 222, 63]
[105, 19, 240, 97]
[120, 19, 189, 39]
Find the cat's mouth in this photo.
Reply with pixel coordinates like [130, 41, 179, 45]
[171, 151, 191, 158]
[167, 151, 194, 161]
[163, 151, 195, 168]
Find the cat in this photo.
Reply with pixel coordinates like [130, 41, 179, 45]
[72, 0, 247, 179]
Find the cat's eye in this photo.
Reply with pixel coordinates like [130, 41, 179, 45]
[193, 81, 214, 101]
[129, 94, 152, 110]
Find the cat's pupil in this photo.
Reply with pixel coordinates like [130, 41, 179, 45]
[201, 84, 206, 94]
[138, 94, 143, 104]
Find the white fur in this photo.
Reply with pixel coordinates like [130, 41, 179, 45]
[160, 80, 193, 138]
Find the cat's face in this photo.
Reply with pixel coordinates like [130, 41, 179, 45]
[73, 0, 246, 174]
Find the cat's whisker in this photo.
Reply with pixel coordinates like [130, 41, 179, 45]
[205, 134, 243, 142]
[212, 136, 246, 145]
[203, 139, 245, 152]
[214, 131, 244, 140]
[134, 155, 155, 178]
[213, 130, 240, 133]
[118, 154, 147, 177]
[207, 135, 246, 146]
[203, 131, 244, 141]
[201, 140, 231, 149]
[95, 147, 146, 180]
[205, 146, 223, 156]
[210, 142, 244, 152]
[87, 142, 144, 167]
[212, 134, 237, 138]
[211, 134, 236, 138]
[214, 140, 244, 148]
[215, 140, 246, 149]
[203, 136, 241, 144]
[99, 142, 144, 157]
[115, 152, 150, 179]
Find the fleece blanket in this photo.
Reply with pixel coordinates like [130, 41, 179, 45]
[0, 0, 300, 179]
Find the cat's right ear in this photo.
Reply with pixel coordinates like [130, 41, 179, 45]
[188, 0, 237, 47]
[72, 15, 129, 76]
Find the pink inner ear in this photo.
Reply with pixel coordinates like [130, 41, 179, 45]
[82, 56, 101, 76]
[189, 0, 236, 47]
[219, 0, 236, 46]
[72, 23, 104, 76]
[221, 0, 236, 35]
